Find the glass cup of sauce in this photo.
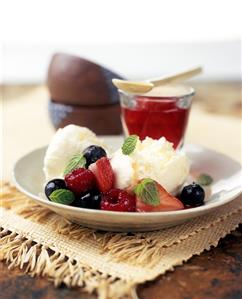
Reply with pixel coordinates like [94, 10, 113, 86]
[119, 84, 195, 149]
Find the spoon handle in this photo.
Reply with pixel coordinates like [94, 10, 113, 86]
[151, 66, 202, 86]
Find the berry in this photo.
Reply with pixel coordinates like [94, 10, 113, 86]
[64, 167, 95, 195]
[89, 157, 114, 193]
[83, 145, 107, 167]
[101, 189, 136, 212]
[179, 183, 205, 207]
[45, 179, 66, 199]
[72, 190, 101, 209]
[135, 179, 184, 212]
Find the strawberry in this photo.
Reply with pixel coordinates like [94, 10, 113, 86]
[64, 167, 95, 195]
[134, 178, 184, 212]
[89, 157, 114, 193]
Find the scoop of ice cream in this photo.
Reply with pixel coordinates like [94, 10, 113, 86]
[110, 149, 134, 189]
[111, 136, 189, 193]
[43, 125, 108, 180]
[132, 137, 190, 194]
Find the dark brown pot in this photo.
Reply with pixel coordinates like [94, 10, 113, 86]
[48, 99, 122, 135]
[47, 53, 124, 106]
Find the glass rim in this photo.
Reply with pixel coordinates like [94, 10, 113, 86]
[118, 85, 195, 101]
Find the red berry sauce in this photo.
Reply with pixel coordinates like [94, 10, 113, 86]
[122, 96, 191, 149]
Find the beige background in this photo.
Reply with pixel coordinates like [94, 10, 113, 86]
[1, 83, 242, 180]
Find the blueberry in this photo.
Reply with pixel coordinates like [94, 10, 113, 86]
[83, 145, 107, 167]
[72, 190, 101, 209]
[45, 179, 66, 199]
[179, 182, 205, 207]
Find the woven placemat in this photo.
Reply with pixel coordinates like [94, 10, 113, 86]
[1, 181, 242, 299]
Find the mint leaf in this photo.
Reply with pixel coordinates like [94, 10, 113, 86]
[134, 178, 160, 206]
[63, 154, 86, 176]
[197, 173, 213, 186]
[49, 189, 75, 205]
[122, 135, 139, 155]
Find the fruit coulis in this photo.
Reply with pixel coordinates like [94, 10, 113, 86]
[121, 96, 191, 148]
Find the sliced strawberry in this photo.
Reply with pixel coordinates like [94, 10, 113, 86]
[134, 178, 184, 212]
[89, 157, 114, 193]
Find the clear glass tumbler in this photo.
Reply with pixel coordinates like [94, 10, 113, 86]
[119, 84, 195, 149]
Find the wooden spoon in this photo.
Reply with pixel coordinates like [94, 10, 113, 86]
[112, 66, 202, 94]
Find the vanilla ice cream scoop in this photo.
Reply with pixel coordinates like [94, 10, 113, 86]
[43, 125, 108, 180]
[110, 149, 134, 189]
[111, 136, 190, 194]
[132, 137, 190, 194]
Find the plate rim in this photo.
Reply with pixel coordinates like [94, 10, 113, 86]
[12, 144, 242, 218]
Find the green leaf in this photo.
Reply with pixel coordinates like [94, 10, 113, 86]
[63, 154, 86, 176]
[197, 173, 213, 186]
[134, 178, 160, 206]
[122, 135, 139, 155]
[49, 189, 75, 205]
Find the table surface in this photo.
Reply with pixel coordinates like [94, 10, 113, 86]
[1, 82, 242, 299]
[0, 225, 241, 299]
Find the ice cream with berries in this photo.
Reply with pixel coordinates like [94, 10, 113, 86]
[43, 126, 205, 213]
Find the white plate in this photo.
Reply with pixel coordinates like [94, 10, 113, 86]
[13, 144, 242, 232]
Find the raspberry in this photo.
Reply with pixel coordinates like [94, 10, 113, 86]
[101, 189, 136, 212]
[65, 168, 95, 195]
